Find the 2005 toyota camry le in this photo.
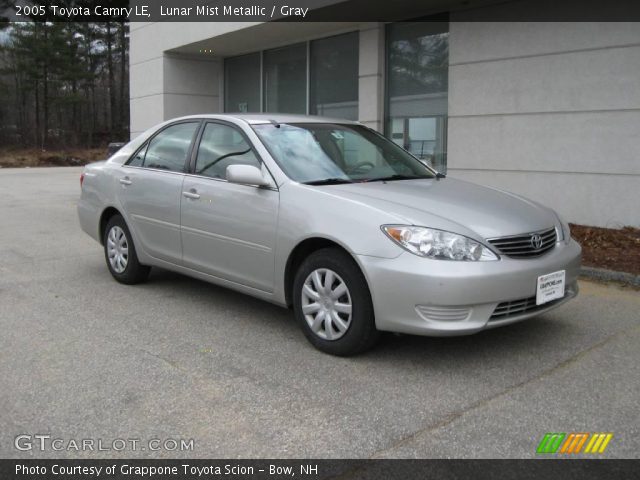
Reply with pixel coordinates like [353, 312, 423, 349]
[78, 114, 581, 356]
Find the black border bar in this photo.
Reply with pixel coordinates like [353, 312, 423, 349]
[2, 0, 640, 23]
[1, 459, 639, 480]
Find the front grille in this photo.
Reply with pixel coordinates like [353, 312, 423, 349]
[489, 292, 568, 322]
[488, 227, 557, 259]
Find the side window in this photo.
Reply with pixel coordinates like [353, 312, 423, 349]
[136, 122, 199, 172]
[128, 143, 148, 167]
[195, 123, 260, 179]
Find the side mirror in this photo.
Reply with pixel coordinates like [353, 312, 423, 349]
[226, 164, 269, 187]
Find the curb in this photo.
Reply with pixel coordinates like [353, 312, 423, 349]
[579, 266, 640, 287]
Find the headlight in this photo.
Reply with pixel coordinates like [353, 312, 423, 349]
[382, 225, 499, 261]
[555, 212, 571, 243]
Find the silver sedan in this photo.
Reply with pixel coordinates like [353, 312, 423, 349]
[78, 114, 581, 355]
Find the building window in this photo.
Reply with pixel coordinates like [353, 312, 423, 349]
[224, 53, 261, 113]
[263, 43, 307, 114]
[309, 32, 359, 120]
[224, 32, 359, 120]
[386, 21, 449, 172]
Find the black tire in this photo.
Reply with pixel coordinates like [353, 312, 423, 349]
[103, 214, 150, 284]
[293, 247, 380, 356]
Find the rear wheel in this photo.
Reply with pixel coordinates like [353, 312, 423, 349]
[103, 214, 150, 284]
[293, 248, 379, 356]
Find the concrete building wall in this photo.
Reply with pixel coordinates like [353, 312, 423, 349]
[447, 21, 640, 227]
[129, 22, 256, 137]
[129, 22, 363, 136]
[358, 23, 385, 132]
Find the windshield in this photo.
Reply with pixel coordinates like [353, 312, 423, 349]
[252, 123, 435, 184]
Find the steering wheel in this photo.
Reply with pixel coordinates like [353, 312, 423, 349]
[346, 162, 375, 175]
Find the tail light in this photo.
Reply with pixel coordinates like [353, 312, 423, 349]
[80, 173, 85, 187]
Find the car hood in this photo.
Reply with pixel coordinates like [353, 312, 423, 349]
[323, 177, 557, 239]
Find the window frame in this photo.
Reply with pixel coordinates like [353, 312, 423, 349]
[187, 119, 278, 190]
[124, 119, 203, 174]
[223, 31, 360, 116]
[384, 18, 450, 173]
[308, 31, 360, 120]
[224, 52, 262, 114]
[262, 41, 309, 115]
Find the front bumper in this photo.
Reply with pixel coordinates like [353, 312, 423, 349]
[357, 238, 581, 336]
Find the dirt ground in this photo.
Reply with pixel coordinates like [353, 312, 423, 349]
[0, 147, 105, 168]
[571, 224, 640, 276]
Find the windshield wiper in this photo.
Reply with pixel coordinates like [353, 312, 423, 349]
[367, 174, 428, 182]
[303, 178, 354, 186]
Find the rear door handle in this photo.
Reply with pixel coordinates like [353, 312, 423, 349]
[183, 190, 200, 200]
[119, 177, 132, 185]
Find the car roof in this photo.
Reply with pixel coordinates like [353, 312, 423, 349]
[167, 113, 360, 125]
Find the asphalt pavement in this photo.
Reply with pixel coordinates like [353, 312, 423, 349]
[1, 167, 638, 458]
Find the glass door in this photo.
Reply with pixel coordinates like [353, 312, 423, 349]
[386, 21, 449, 173]
[389, 116, 447, 172]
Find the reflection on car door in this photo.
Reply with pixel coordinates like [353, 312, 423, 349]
[118, 121, 200, 264]
[180, 121, 279, 292]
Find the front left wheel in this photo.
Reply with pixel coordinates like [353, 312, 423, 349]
[103, 214, 150, 284]
[293, 248, 379, 356]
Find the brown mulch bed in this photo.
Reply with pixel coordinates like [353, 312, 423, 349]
[571, 223, 640, 276]
[0, 148, 105, 168]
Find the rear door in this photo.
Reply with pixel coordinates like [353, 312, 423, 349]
[119, 121, 200, 264]
[180, 121, 279, 292]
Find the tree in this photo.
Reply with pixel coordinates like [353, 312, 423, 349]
[0, 19, 130, 148]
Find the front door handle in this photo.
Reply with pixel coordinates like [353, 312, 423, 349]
[119, 177, 132, 186]
[183, 190, 201, 200]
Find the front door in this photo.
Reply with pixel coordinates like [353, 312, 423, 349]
[180, 121, 279, 292]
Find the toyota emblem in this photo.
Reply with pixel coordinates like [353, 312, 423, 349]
[531, 233, 543, 250]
